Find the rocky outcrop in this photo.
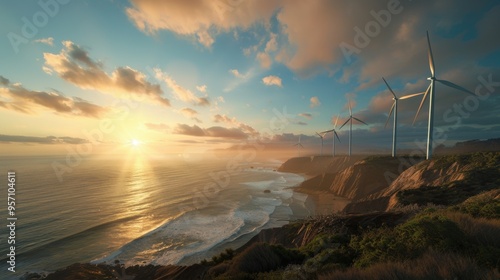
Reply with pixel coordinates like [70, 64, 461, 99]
[348, 152, 500, 212]
[290, 156, 422, 200]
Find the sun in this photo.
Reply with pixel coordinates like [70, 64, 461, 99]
[131, 139, 141, 147]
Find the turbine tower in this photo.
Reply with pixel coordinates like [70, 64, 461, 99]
[316, 132, 325, 156]
[321, 114, 341, 157]
[383, 77, 424, 157]
[339, 98, 368, 156]
[292, 135, 304, 157]
[414, 31, 475, 160]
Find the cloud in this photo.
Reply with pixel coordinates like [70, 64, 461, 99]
[145, 122, 169, 132]
[43, 41, 170, 106]
[154, 69, 210, 106]
[33, 37, 54, 46]
[205, 126, 248, 139]
[229, 69, 245, 78]
[196, 85, 207, 92]
[299, 113, 313, 119]
[256, 32, 278, 69]
[256, 52, 272, 69]
[262, 75, 282, 87]
[173, 123, 249, 139]
[213, 113, 258, 136]
[310, 96, 321, 108]
[180, 107, 198, 117]
[173, 124, 206, 137]
[0, 134, 88, 144]
[0, 76, 9, 86]
[125, 0, 279, 47]
[0, 76, 107, 118]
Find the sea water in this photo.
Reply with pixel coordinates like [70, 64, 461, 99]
[0, 155, 310, 278]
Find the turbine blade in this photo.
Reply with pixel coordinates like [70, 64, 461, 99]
[321, 129, 334, 134]
[299, 143, 304, 148]
[385, 102, 396, 128]
[413, 84, 431, 125]
[353, 117, 368, 125]
[382, 77, 397, 98]
[334, 114, 340, 128]
[436, 79, 475, 96]
[316, 132, 321, 137]
[399, 92, 425, 100]
[339, 117, 351, 130]
[348, 98, 352, 115]
[334, 131, 341, 143]
[427, 31, 435, 77]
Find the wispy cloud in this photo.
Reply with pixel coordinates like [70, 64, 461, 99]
[0, 134, 88, 144]
[154, 69, 209, 106]
[299, 113, 313, 119]
[310, 96, 321, 108]
[33, 37, 54, 46]
[173, 123, 248, 139]
[144, 123, 169, 132]
[196, 85, 207, 93]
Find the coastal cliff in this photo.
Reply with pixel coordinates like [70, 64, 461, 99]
[285, 152, 500, 213]
[27, 152, 500, 279]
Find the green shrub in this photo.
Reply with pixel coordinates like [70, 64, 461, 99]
[350, 213, 467, 267]
[451, 190, 500, 219]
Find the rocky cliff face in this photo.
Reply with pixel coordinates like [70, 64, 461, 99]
[290, 156, 421, 199]
[280, 152, 499, 213]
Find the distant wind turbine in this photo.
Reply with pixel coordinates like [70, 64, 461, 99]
[292, 135, 304, 157]
[383, 77, 424, 157]
[413, 31, 475, 160]
[339, 98, 368, 156]
[316, 132, 325, 156]
[321, 114, 341, 157]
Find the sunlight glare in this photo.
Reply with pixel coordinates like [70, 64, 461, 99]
[131, 139, 141, 147]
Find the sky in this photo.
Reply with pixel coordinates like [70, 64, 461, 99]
[0, 0, 499, 158]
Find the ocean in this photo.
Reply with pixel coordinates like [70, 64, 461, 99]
[0, 155, 311, 278]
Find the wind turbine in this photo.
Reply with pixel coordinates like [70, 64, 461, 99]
[316, 132, 326, 156]
[292, 135, 304, 157]
[339, 98, 368, 156]
[413, 31, 475, 160]
[383, 77, 424, 157]
[321, 114, 341, 157]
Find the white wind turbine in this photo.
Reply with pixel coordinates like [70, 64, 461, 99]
[339, 98, 368, 156]
[413, 31, 475, 160]
[316, 132, 325, 156]
[383, 77, 424, 157]
[321, 114, 342, 157]
[292, 135, 304, 157]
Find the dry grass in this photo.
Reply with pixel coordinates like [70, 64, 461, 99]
[319, 250, 499, 280]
